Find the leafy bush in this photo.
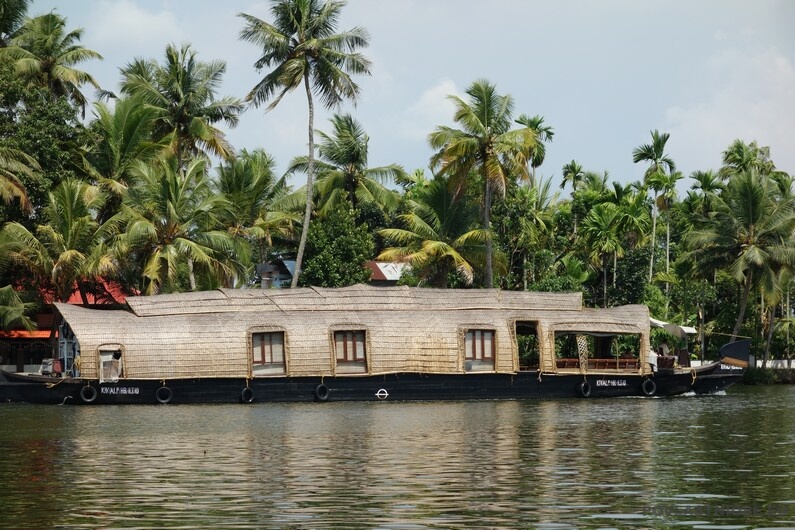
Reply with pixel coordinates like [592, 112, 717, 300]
[741, 367, 782, 385]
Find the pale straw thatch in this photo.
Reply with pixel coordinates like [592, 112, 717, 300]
[55, 285, 650, 380]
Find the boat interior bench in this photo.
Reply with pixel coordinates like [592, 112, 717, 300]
[556, 358, 640, 370]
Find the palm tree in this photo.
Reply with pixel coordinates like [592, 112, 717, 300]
[560, 159, 585, 236]
[615, 189, 651, 250]
[0, 179, 114, 303]
[560, 160, 584, 194]
[214, 148, 296, 272]
[510, 177, 559, 289]
[557, 254, 592, 291]
[686, 169, 795, 340]
[0, 146, 38, 210]
[580, 202, 624, 307]
[119, 43, 243, 166]
[378, 175, 485, 287]
[720, 139, 777, 178]
[115, 157, 239, 294]
[286, 113, 403, 214]
[428, 79, 534, 288]
[0, 0, 29, 47]
[0, 13, 102, 113]
[0, 285, 35, 330]
[633, 130, 676, 281]
[689, 169, 724, 217]
[515, 114, 554, 186]
[82, 97, 167, 223]
[646, 170, 682, 279]
[239, 0, 371, 288]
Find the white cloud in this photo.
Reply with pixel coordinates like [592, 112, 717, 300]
[88, 0, 184, 57]
[399, 79, 460, 141]
[665, 47, 795, 177]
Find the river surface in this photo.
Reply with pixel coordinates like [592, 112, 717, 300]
[0, 385, 793, 529]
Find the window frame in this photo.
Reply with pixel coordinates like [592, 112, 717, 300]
[248, 327, 287, 376]
[331, 328, 369, 374]
[461, 327, 497, 372]
[97, 343, 125, 383]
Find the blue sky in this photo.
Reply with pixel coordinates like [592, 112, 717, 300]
[29, 0, 795, 193]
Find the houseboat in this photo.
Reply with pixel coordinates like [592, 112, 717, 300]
[0, 286, 747, 405]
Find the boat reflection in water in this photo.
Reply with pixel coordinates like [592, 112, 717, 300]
[1, 387, 792, 528]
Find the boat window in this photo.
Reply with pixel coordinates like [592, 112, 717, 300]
[252, 332, 286, 375]
[515, 321, 539, 371]
[334, 330, 367, 374]
[554, 332, 642, 371]
[464, 329, 495, 372]
[99, 350, 122, 383]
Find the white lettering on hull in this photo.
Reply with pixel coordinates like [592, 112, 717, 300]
[100, 386, 141, 395]
[595, 379, 628, 387]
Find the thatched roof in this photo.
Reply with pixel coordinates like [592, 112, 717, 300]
[54, 286, 650, 379]
[121, 285, 584, 317]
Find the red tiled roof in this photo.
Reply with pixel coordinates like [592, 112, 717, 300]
[40, 280, 131, 305]
[0, 330, 51, 339]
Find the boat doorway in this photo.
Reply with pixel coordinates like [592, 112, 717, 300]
[515, 321, 540, 371]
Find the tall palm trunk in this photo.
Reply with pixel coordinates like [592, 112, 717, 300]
[698, 303, 706, 362]
[665, 220, 670, 274]
[188, 257, 196, 291]
[648, 207, 657, 281]
[603, 254, 608, 308]
[788, 290, 792, 369]
[612, 251, 617, 288]
[731, 270, 754, 341]
[763, 305, 774, 368]
[665, 220, 670, 300]
[292, 74, 315, 288]
[484, 180, 493, 288]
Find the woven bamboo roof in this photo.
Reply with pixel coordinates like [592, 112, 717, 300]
[120, 285, 584, 317]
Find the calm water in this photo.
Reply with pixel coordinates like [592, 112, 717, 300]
[1, 386, 793, 529]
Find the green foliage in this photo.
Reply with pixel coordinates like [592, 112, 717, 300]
[529, 275, 582, 293]
[119, 43, 243, 164]
[355, 201, 390, 255]
[741, 367, 782, 385]
[610, 247, 652, 305]
[287, 113, 403, 214]
[642, 283, 667, 319]
[0, 284, 35, 330]
[0, 76, 84, 227]
[428, 79, 534, 288]
[378, 174, 484, 287]
[299, 206, 374, 287]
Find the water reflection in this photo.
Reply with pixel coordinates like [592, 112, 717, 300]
[0, 386, 793, 528]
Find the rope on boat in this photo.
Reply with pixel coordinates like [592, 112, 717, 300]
[45, 378, 66, 388]
[691, 368, 697, 385]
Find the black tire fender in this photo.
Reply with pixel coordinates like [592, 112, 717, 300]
[642, 378, 657, 396]
[314, 383, 330, 402]
[578, 380, 592, 398]
[241, 387, 255, 403]
[80, 385, 97, 404]
[156, 386, 173, 404]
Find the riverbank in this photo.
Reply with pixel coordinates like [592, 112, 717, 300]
[741, 366, 795, 385]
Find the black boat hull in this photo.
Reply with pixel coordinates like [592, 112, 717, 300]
[691, 367, 745, 395]
[1, 364, 735, 405]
